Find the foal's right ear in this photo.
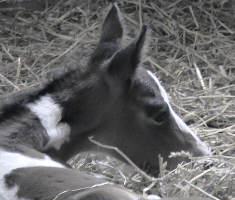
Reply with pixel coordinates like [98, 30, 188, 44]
[90, 3, 123, 63]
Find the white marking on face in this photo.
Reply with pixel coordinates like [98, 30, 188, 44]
[0, 149, 64, 200]
[147, 70, 211, 155]
[27, 95, 70, 150]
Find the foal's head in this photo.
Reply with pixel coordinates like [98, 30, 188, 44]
[53, 4, 210, 174]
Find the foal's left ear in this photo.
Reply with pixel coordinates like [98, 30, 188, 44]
[107, 25, 147, 81]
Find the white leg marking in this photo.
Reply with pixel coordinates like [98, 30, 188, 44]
[27, 95, 70, 150]
[147, 70, 211, 155]
[0, 149, 64, 200]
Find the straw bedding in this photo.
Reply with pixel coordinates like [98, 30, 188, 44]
[0, 0, 234, 199]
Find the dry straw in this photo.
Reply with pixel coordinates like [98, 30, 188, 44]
[0, 0, 234, 199]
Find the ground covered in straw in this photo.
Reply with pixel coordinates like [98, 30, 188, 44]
[0, 0, 234, 199]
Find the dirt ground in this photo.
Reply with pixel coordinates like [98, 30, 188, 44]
[0, 0, 234, 199]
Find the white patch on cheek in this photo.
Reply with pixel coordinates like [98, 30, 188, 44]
[26, 95, 70, 150]
[0, 149, 64, 200]
[147, 70, 211, 155]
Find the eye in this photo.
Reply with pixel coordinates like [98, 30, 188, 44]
[145, 101, 169, 123]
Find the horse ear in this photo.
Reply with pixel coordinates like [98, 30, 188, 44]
[90, 3, 123, 63]
[107, 25, 147, 81]
[100, 3, 123, 44]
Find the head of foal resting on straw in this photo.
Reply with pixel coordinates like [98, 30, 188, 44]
[0, 4, 211, 199]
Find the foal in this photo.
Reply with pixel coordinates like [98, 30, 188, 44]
[0, 3, 210, 200]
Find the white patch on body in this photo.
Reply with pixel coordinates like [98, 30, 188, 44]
[147, 194, 161, 200]
[27, 95, 70, 150]
[147, 71, 211, 155]
[0, 149, 64, 200]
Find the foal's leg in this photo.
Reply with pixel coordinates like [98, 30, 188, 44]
[4, 167, 141, 200]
